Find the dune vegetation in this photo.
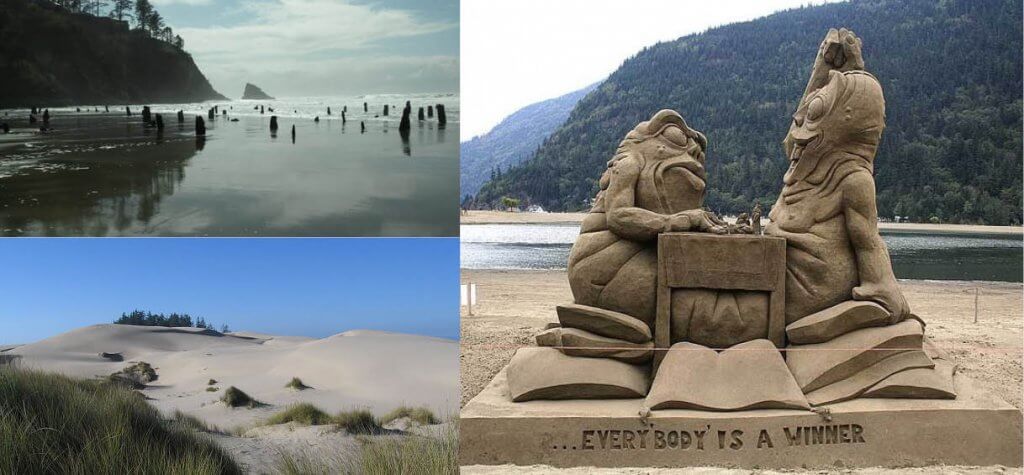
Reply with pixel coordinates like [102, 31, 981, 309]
[265, 403, 333, 426]
[380, 405, 439, 426]
[0, 366, 240, 474]
[274, 420, 458, 475]
[262, 404, 386, 435]
[220, 386, 263, 408]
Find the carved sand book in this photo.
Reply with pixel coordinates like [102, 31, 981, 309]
[645, 339, 809, 411]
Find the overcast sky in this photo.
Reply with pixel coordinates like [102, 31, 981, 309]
[153, 0, 458, 98]
[461, 0, 843, 139]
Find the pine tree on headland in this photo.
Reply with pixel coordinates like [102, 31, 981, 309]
[109, 0, 133, 22]
[133, 0, 153, 31]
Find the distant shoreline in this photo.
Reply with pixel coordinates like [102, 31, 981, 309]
[460, 210, 1023, 236]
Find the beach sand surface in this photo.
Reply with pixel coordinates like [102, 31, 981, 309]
[459, 269, 1023, 473]
[6, 324, 458, 471]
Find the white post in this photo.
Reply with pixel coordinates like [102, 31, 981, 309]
[974, 287, 979, 324]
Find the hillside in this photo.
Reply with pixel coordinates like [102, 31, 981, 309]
[460, 83, 597, 198]
[474, 0, 1022, 225]
[0, 0, 226, 107]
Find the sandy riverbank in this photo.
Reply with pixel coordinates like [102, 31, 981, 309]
[461, 210, 1023, 236]
[459, 269, 1023, 473]
[5, 324, 459, 472]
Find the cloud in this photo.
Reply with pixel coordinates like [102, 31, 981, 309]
[176, 0, 457, 95]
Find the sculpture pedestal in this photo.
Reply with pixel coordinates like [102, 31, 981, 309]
[461, 367, 1023, 469]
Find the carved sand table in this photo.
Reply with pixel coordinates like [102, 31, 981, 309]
[460, 28, 1023, 469]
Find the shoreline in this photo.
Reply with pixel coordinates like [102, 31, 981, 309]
[460, 210, 1023, 236]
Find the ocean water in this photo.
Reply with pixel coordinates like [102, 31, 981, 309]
[0, 94, 458, 236]
[460, 224, 1023, 282]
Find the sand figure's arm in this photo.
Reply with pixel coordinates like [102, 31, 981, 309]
[802, 28, 865, 99]
[842, 171, 910, 322]
[604, 157, 722, 242]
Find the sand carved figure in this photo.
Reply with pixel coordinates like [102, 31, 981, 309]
[567, 110, 724, 330]
[765, 28, 909, 325]
[503, 29, 954, 407]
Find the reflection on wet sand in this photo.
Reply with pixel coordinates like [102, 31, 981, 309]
[0, 100, 458, 236]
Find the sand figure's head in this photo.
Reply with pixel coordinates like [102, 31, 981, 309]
[783, 70, 885, 186]
[602, 109, 708, 210]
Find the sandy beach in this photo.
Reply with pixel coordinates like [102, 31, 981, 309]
[461, 210, 1024, 236]
[459, 268, 1023, 473]
[3, 324, 458, 472]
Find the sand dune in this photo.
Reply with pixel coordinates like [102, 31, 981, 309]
[7, 324, 459, 429]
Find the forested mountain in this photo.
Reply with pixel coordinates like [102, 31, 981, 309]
[461, 83, 598, 198]
[475, 0, 1022, 225]
[0, 0, 226, 107]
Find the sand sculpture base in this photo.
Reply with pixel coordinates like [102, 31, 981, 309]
[460, 367, 1023, 469]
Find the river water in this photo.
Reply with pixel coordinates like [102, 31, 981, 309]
[460, 224, 1023, 282]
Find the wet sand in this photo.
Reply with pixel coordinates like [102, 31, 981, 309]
[0, 100, 458, 236]
[461, 211, 1023, 235]
[459, 269, 1023, 473]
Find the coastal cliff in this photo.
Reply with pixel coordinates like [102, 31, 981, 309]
[0, 0, 226, 107]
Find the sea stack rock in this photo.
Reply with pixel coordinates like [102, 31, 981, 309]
[327, 107, 332, 115]
[242, 82, 274, 100]
[126, 106, 132, 116]
[177, 110, 185, 123]
[314, 116, 320, 123]
[343, 106, 347, 113]
[195, 116, 206, 136]
[427, 105, 434, 118]
[270, 115, 279, 132]
[418, 107, 425, 121]
[363, 102, 368, 113]
[437, 104, 447, 126]
[155, 114, 164, 130]
[383, 104, 389, 116]
[142, 106, 151, 124]
[207, 108, 214, 119]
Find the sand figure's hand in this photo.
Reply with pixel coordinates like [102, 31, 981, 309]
[852, 283, 910, 324]
[821, 28, 864, 72]
[804, 28, 866, 98]
[668, 210, 727, 234]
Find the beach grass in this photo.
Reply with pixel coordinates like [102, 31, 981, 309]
[0, 366, 240, 474]
[357, 422, 458, 474]
[273, 421, 458, 474]
[220, 386, 263, 408]
[333, 409, 384, 435]
[379, 405, 439, 426]
[265, 403, 333, 426]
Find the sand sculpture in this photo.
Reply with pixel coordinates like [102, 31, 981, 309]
[505, 28, 954, 408]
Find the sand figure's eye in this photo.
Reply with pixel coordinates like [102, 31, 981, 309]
[807, 96, 826, 122]
[663, 126, 688, 147]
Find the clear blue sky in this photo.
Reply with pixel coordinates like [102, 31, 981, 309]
[0, 238, 458, 344]
[147, 0, 459, 97]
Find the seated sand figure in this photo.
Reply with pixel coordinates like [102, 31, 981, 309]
[768, 28, 954, 405]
